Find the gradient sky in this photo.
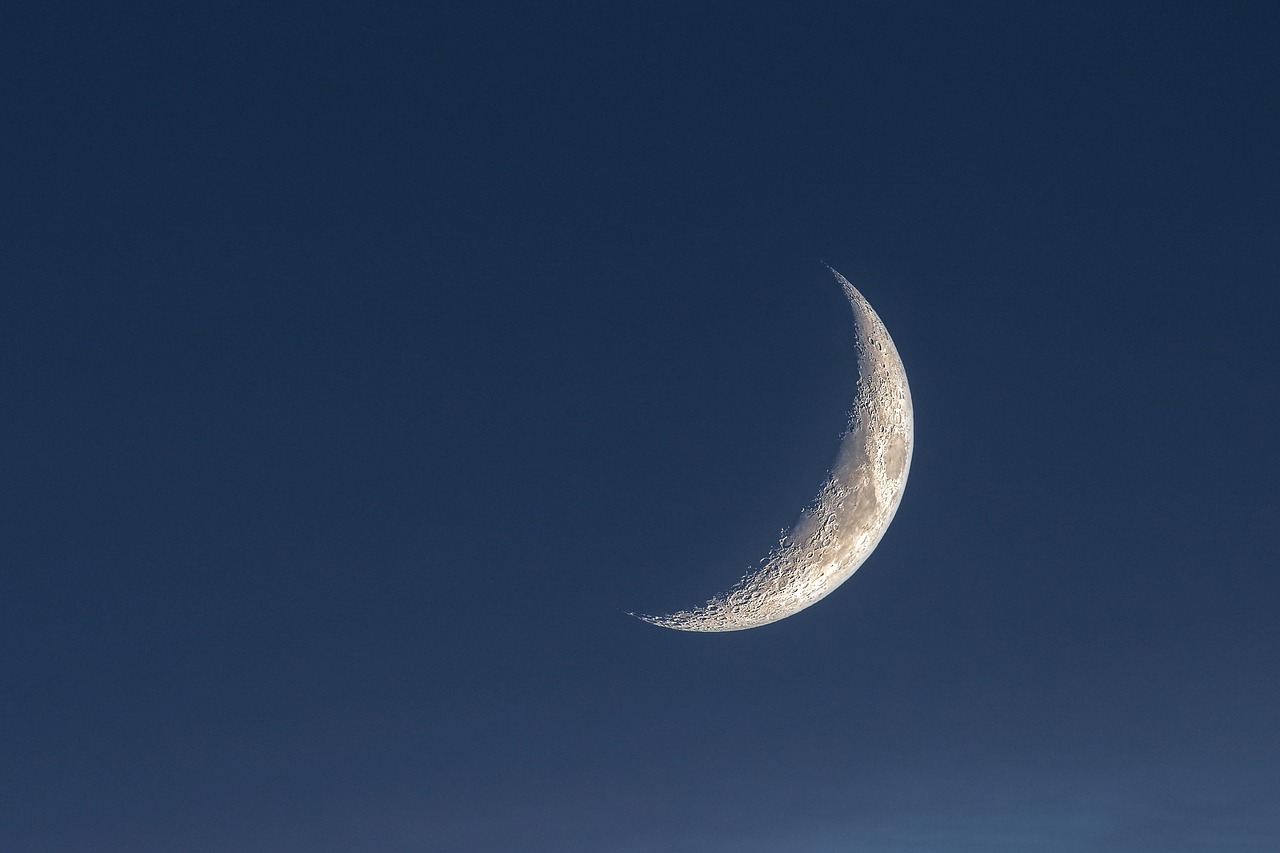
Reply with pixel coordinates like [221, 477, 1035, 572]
[4, 2, 1279, 851]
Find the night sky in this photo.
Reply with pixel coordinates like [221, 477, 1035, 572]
[4, 3, 1279, 851]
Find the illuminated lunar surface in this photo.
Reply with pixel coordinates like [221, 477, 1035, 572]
[638, 267, 913, 632]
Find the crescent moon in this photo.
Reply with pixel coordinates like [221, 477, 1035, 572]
[637, 266, 914, 632]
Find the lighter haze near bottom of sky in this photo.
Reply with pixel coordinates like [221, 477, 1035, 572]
[6, 627, 1275, 853]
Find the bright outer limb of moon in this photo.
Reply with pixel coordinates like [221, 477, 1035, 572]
[637, 267, 913, 632]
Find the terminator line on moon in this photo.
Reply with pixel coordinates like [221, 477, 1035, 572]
[637, 267, 913, 632]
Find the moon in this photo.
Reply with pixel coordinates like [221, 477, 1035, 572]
[637, 266, 913, 632]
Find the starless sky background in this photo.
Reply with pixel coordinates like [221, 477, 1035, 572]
[4, 2, 1279, 851]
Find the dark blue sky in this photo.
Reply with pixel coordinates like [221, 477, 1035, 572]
[4, 2, 1278, 850]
